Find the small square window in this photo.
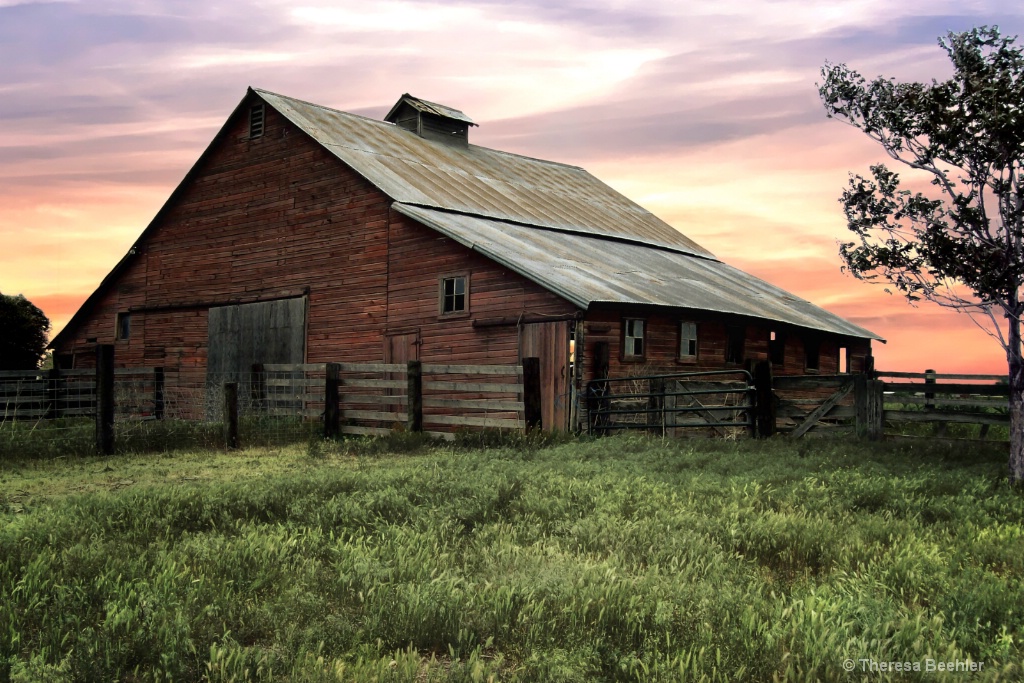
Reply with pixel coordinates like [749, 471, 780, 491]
[440, 275, 467, 314]
[623, 319, 644, 359]
[679, 322, 698, 360]
[725, 325, 745, 364]
[116, 312, 131, 341]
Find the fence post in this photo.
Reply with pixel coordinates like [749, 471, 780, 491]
[753, 360, 776, 438]
[324, 362, 340, 438]
[648, 377, 665, 436]
[407, 360, 423, 433]
[153, 367, 164, 420]
[223, 382, 239, 449]
[523, 357, 542, 431]
[924, 369, 936, 409]
[855, 374, 884, 441]
[96, 344, 115, 455]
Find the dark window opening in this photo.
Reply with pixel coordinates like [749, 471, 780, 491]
[725, 326, 745, 364]
[116, 312, 131, 340]
[441, 276, 467, 314]
[805, 338, 821, 372]
[623, 319, 645, 359]
[249, 104, 265, 139]
[680, 322, 698, 360]
[769, 330, 785, 365]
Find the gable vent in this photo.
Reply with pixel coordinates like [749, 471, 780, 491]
[384, 94, 476, 146]
[249, 103, 265, 139]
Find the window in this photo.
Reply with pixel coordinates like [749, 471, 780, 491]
[249, 103, 265, 139]
[725, 325, 745, 364]
[805, 338, 821, 372]
[116, 312, 131, 340]
[679, 322, 698, 361]
[623, 319, 645, 359]
[769, 330, 785, 365]
[440, 275, 467, 314]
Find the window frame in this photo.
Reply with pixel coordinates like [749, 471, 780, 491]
[678, 321, 698, 363]
[768, 330, 786, 366]
[115, 312, 131, 341]
[804, 337, 821, 373]
[621, 318, 646, 361]
[725, 325, 745, 365]
[438, 273, 470, 318]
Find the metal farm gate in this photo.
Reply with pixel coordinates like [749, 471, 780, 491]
[586, 370, 755, 437]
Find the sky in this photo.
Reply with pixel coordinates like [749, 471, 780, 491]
[2, 0, 1022, 374]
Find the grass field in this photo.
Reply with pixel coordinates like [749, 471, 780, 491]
[1, 434, 1022, 682]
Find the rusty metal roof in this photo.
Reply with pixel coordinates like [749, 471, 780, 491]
[256, 89, 715, 258]
[394, 204, 882, 340]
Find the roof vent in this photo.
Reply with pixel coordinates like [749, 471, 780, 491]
[384, 94, 476, 146]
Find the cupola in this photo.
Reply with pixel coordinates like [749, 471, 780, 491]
[384, 94, 476, 146]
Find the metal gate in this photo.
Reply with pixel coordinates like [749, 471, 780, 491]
[586, 369, 754, 437]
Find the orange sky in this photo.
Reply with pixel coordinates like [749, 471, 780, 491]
[2, 0, 1021, 374]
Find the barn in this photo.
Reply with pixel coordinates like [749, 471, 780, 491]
[50, 88, 880, 431]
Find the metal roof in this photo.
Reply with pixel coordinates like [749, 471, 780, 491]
[256, 89, 715, 258]
[394, 204, 883, 340]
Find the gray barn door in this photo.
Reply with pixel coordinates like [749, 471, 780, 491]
[520, 321, 571, 431]
[207, 297, 307, 384]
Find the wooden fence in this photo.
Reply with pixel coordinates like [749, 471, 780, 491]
[259, 361, 535, 440]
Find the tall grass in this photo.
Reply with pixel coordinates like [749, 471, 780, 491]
[1, 436, 1021, 681]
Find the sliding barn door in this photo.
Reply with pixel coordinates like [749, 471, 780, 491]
[519, 321, 571, 431]
[207, 298, 307, 382]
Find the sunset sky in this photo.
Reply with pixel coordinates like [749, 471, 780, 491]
[2, 0, 1022, 373]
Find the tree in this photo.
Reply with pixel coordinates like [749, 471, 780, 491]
[819, 26, 1024, 483]
[0, 293, 51, 370]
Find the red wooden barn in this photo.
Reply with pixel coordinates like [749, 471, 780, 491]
[50, 89, 880, 430]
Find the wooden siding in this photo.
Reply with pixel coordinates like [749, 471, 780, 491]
[582, 308, 870, 382]
[54, 97, 578, 373]
[384, 210, 578, 366]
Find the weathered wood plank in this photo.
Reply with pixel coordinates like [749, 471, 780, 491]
[877, 371, 1005, 381]
[886, 410, 1009, 425]
[421, 364, 523, 375]
[893, 395, 1008, 409]
[263, 363, 327, 372]
[337, 363, 406, 373]
[424, 381, 523, 393]
[340, 394, 408, 405]
[341, 410, 405, 421]
[424, 414, 525, 428]
[341, 378, 408, 389]
[774, 375, 850, 390]
[265, 378, 324, 388]
[884, 382, 1008, 396]
[422, 398, 524, 411]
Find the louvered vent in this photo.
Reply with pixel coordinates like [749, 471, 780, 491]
[384, 94, 476, 146]
[249, 104, 265, 139]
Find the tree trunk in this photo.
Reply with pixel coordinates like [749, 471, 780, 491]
[1008, 317, 1024, 485]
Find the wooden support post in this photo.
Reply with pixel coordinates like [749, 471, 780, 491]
[96, 344, 115, 455]
[924, 369, 936, 409]
[153, 367, 164, 420]
[523, 356, 542, 431]
[223, 382, 239, 449]
[324, 362, 340, 438]
[753, 360, 776, 438]
[648, 377, 665, 436]
[855, 375, 885, 441]
[407, 360, 422, 433]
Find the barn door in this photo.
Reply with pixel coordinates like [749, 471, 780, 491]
[207, 297, 307, 387]
[520, 321, 571, 431]
[384, 331, 420, 365]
